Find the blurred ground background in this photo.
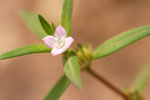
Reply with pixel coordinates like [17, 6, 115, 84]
[0, 0, 150, 100]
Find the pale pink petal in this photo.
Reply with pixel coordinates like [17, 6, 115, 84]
[51, 48, 65, 56]
[42, 35, 56, 48]
[64, 37, 74, 50]
[54, 25, 67, 38]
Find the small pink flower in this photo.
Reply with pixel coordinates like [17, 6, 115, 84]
[42, 25, 74, 56]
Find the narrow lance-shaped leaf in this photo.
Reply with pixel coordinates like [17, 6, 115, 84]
[38, 14, 53, 35]
[60, 0, 73, 36]
[63, 50, 82, 88]
[133, 65, 150, 93]
[44, 74, 70, 100]
[0, 44, 51, 60]
[20, 11, 47, 39]
[51, 22, 56, 32]
[93, 26, 150, 59]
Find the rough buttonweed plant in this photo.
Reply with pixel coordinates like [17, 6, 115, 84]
[0, 0, 150, 100]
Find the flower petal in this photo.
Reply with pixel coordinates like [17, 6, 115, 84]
[54, 25, 67, 38]
[42, 35, 56, 48]
[64, 37, 74, 50]
[51, 48, 65, 56]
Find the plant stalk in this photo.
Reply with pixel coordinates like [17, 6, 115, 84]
[86, 68, 129, 100]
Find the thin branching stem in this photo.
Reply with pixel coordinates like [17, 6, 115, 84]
[86, 68, 129, 100]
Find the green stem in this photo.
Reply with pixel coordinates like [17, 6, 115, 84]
[86, 68, 129, 100]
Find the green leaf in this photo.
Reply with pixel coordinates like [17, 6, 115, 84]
[60, 0, 73, 36]
[44, 74, 70, 100]
[93, 26, 150, 59]
[51, 22, 56, 33]
[63, 50, 82, 88]
[20, 11, 47, 39]
[0, 44, 51, 60]
[38, 14, 53, 35]
[134, 65, 150, 93]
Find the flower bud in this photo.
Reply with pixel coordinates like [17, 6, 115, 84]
[76, 44, 93, 71]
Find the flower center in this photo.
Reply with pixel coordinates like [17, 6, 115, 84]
[54, 37, 65, 49]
